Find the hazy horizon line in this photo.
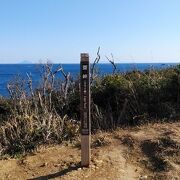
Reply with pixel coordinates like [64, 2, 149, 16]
[0, 61, 179, 65]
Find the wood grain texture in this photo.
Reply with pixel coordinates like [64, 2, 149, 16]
[81, 135, 91, 167]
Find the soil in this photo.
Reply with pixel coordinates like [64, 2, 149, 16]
[0, 122, 180, 180]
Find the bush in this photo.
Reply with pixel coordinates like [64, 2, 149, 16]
[0, 63, 180, 156]
[91, 74, 131, 129]
[91, 65, 180, 129]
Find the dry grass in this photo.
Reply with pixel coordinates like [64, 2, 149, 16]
[0, 122, 179, 179]
[0, 113, 79, 157]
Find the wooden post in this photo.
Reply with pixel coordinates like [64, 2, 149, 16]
[80, 53, 91, 167]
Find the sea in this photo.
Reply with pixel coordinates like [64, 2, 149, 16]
[0, 63, 178, 96]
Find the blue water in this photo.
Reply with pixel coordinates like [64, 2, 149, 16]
[0, 63, 178, 96]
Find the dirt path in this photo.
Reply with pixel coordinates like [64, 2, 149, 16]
[90, 145, 140, 180]
[0, 122, 179, 180]
[0, 142, 141, 180]
[60, 145, 141, 180]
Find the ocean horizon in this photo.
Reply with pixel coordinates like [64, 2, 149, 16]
[0, 62, 178, 96]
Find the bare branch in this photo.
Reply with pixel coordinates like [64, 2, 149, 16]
[106, 53, 117, 74]
[27, 73, 34, 98]
[7, 84, 14, 100]
[57, 65, 71, 100]
[91, 46, 101, 84]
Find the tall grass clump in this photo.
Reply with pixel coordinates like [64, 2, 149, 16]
[0, 64, 79, 156]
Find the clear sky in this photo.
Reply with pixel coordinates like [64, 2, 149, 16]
[0, 0, 180, 63]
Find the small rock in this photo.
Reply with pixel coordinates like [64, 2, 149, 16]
[91, 165, 96, 169]
[71, 164, 76, 168]
[139, 175, 148, 180]
[119, 169, 125, 173]
[78, 168, 82, 171]
[40, 162, 48, 167]
[54, 164, 59, 167]
[7, 174, 11, 178]
[96, 160, 103, 164]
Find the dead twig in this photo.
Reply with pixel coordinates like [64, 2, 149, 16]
[106, 53, 117, 74]
[91, 47, 101, 84]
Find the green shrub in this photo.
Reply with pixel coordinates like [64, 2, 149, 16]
[91, 66, 180, 129]
[0, 63, 180, 156]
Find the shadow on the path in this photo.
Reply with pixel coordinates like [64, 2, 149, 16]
[28, 162, 81, 180]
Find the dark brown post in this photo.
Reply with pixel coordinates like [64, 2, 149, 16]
[80, 53, 91, 167]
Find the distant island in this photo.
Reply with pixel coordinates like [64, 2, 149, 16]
[18, 60, 32, 64]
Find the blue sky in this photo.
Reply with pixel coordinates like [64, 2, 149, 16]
[0, 0, 180, 63]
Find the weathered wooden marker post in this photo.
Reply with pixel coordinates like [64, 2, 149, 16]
[80, 53, 91, 167]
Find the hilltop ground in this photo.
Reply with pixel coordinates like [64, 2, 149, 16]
[0, 122, 179, 180]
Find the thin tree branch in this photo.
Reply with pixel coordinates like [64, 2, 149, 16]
[91, 46, 101, 84]
[106, 53, 117, 74]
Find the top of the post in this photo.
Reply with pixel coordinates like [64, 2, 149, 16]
[81, 53, 89, 62]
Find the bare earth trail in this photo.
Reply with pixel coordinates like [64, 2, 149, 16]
[0, 122, 180, 180]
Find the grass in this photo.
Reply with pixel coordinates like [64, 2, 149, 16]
[0, 63, 179, 156]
